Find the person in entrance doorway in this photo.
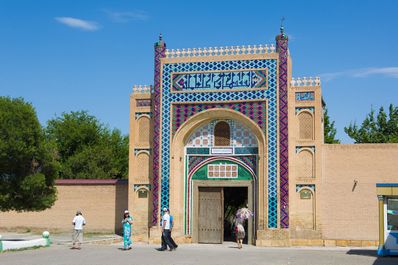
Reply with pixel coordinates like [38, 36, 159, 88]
[71, 210, 86, 249]
[158, 208, 176, 251]
[121, 210, 133, 250]
[234, 207, 253, 249]
[234, 220, 245, 249]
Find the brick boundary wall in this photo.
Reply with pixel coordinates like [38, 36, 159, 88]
[0, 179, 128, 234]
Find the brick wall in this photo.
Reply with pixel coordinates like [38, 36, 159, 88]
[321, 144, 398, 241]
[0, 179, 128, 233]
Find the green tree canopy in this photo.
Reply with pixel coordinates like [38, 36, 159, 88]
[46, 111, 128, 179]
[344, 104, 398, 143]
[0, 97, 58, 211]
[324, 106, 340, 144]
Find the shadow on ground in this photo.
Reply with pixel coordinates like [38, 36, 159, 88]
[347, 249, 378, 257]
[346, 249, 398, 265]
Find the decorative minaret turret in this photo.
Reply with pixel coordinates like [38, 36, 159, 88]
[152, 34, 166, 225]
[276, 22, 289, 229]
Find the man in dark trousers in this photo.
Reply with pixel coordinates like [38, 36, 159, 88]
[169, 211, 178, 249]
[158, 208, 177, 251]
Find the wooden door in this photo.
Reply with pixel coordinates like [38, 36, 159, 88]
[198, 187, 223, 243]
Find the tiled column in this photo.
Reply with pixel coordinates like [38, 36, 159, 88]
[276, 27, 289, 228]
[377, 195, 385, 256]
[152, 35, 166, 225]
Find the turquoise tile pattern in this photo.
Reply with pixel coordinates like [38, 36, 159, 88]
[152, 39, 166, 225]
[277, 32, 289, 229]
[159, 59, 279, 228]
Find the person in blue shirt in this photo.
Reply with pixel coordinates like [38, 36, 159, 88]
[159, 208, 178, 251]
[169, 213, 178, 249]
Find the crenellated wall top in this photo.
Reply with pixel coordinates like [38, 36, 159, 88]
[291, 77, 321, 87]
[132, 85, 152, 94]
[164, 44, 276, 58]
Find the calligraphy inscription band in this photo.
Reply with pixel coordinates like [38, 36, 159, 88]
[171, 68, 268, 92]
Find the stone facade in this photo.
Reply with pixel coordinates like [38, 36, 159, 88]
[129, 30, 398, 246]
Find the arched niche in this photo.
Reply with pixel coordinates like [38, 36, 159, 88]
[296, 148, 314, 179]
[297, 111, 314, 140]
[296, 187, 316, 230]
[135, 152, 150, 182]
[136, 116, 150, 146]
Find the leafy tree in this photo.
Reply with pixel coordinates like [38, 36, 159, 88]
[345, 104, 398, 143]
[324, 106, 340, 144]
[0, 97, 58, 211]
[46, 111, 128, 179]
[46, 111, 102, 159]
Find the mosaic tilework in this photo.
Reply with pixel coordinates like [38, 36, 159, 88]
[295, 184, 315, 192]
[188, 155, 257, 176]
[277, 34, 289, 229]
[134, 148, 151, 156]
[160, 59, 279, 228]
[188, 156, 209, 175]
[186, 120, 257, 147]
[136, 99, 152, 107]
[235, 147, 258, 154]
[172, 102, 266, 137]
[232, 121, 257, 147]
[186, 123, 212, 147]
[135, 112, 152, 119]
[151, 40, 166, 225]
[172, 69, 267, 91]
[295, 92, 314, 101]
[296, 146, 316, 153]
[186, 147, 209, 154]
[235, 156, 257, 172]
[295, 107, 315, 114]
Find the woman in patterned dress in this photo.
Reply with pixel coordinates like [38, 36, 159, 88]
[235, 207, 253, 249]
[235, 220, 245, 249]
[122, 210, 133, 250]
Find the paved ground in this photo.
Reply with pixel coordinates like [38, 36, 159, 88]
[1, 242, 397, 265]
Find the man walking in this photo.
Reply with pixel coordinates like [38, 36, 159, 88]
[160, 209, 178, 250]
[159, 208, 175, 251]
[72, 210, 86, 249]
[169, 212, 178, 249]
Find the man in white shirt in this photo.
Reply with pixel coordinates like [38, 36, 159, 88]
[72, 210, 86, 249]
[159, 208, 175, 251]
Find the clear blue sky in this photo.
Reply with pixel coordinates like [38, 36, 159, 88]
[1, 0, 397, 143]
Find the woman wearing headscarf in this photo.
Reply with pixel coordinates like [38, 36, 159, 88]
[121, 210, 133, 250]
[234, 219, 245, 249]
[234, 206, 253, 249]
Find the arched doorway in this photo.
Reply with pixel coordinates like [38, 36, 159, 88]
[190, 158, 256, 244]
[169, 109, 266, 245]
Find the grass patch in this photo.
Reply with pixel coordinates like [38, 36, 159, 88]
[84, 231, 116, 238]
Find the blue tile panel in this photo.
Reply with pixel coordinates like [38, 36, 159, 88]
[172, 69, 267, 91]
[295, 92, 314, 101]
[160, 59, 279, 228]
